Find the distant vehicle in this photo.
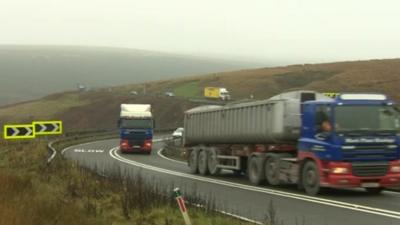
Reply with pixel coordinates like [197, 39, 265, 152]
[204, 87, 230, 101]
[77, 83, 89, 92]
[184, 90, 400, 195]
[118, 104, 154, 154]
[130, 91, 138, 95]
[172, 127, 184, 138]
[165, 91, 175, 97]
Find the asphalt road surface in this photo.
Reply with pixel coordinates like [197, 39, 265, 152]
[62, 135, 400, 225]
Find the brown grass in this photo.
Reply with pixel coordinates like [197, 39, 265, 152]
[1, 58, 400, 131]
[0, 140, 256, 225]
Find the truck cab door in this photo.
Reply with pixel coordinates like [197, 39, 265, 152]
[299, 104, 333, 156]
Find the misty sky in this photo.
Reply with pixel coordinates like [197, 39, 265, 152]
[1, 0, 400, 64]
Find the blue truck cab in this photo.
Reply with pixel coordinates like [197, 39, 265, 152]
[298, 93, 400, 194]
[118, 104, 154, 154]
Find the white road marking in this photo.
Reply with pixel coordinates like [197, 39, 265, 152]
[110, 146, 400, 220]
[61, 139, 113, 155]
[157, 148, 187, 165]
[157, 148, 235, 174]
[386, 190, 400, 195]
[61, 136, 171, 155]
[73, 149, 104, 153]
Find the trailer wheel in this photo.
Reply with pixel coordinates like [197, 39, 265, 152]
[265, 155, 280, 186]
[198, 150, 209, 175]
[207, 148, 220, 175]
[302, 161, 320, 195]
[248, 156, 265, 185]
[188, 150, 199, 174]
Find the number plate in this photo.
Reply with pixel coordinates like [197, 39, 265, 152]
[133, 145, 141, 149]
[361, 183, 380, 188]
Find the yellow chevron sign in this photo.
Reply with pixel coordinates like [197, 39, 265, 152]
[33, 121, 63, 135]
[3, 124, 35, 139]
[3, 120, 63, 140]
[323, 92, 340, 98]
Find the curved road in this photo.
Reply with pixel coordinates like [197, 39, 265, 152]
[62, 136, 400, 225]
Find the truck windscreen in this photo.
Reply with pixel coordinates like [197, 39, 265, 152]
[335, 105, 400, 132]
[120, 119, 152, 129]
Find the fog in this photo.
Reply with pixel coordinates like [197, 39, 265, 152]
[1, 0, 400, 64]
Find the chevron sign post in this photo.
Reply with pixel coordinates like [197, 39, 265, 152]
[4, 124, 35, 139]
[174, 188, 192, 225]
[33, 121, 62, 135]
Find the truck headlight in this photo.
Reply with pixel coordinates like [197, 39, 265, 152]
[390, 165, 400, 173]
[331, 167, 349, 174]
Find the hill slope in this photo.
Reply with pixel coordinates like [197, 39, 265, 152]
[1, 58, 399, 132]
[0, 45, 255, 106]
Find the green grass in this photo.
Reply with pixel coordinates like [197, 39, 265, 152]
[0, 93, 89, 122]
[172, 81, 201, 98]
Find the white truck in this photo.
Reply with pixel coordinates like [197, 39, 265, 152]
[118, 104, 154, 154]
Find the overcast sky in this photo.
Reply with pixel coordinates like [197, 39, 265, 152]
[1, 0, 399, 65]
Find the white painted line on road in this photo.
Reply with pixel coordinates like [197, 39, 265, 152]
[61, 139, 116, 155]
[157, 148, 232, 174]
[385, 190, 400, 195]
[189, 202, 263, 225]
[73, 149, 105, 153]
[110, 146, 400, 220]
[157, 148, 187, 165]
[61, 136, 170, 155]
[217, 210, 263, 225]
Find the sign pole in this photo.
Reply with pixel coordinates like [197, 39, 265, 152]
[174, 188, 192, 225]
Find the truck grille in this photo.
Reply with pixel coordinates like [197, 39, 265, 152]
[342, 145, 398, 161]
[351, 162, 389, 177]
[129, 140, 144, 147]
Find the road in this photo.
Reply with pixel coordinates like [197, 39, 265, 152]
[62, 136, 400, 225]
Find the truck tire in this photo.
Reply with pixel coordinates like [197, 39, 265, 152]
[188, 150, 199, 174]
[265, 155, 280, 186]
[365, 187, 384, 194]
[248, 156, 265, 185]
[198, 150, 209, 175]
[302, 161, 320, 195]
[207, 148, 221, 175]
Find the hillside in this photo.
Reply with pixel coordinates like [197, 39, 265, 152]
[0, 45, 255, 106]
[1, 58, 400, 132]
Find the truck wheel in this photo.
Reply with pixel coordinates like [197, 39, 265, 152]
[265, 156, 280, 186]
[365, 187, 384, 194]
[207, 148, 220, 175]
[248, 156, 265, 185]
[302, 161, 320, 195]
[188, 150, 199, 174]
[198, 150, 209, 175]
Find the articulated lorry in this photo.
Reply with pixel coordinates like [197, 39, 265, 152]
[184, 91, 400, 195]
[118, 104, 154, 154]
